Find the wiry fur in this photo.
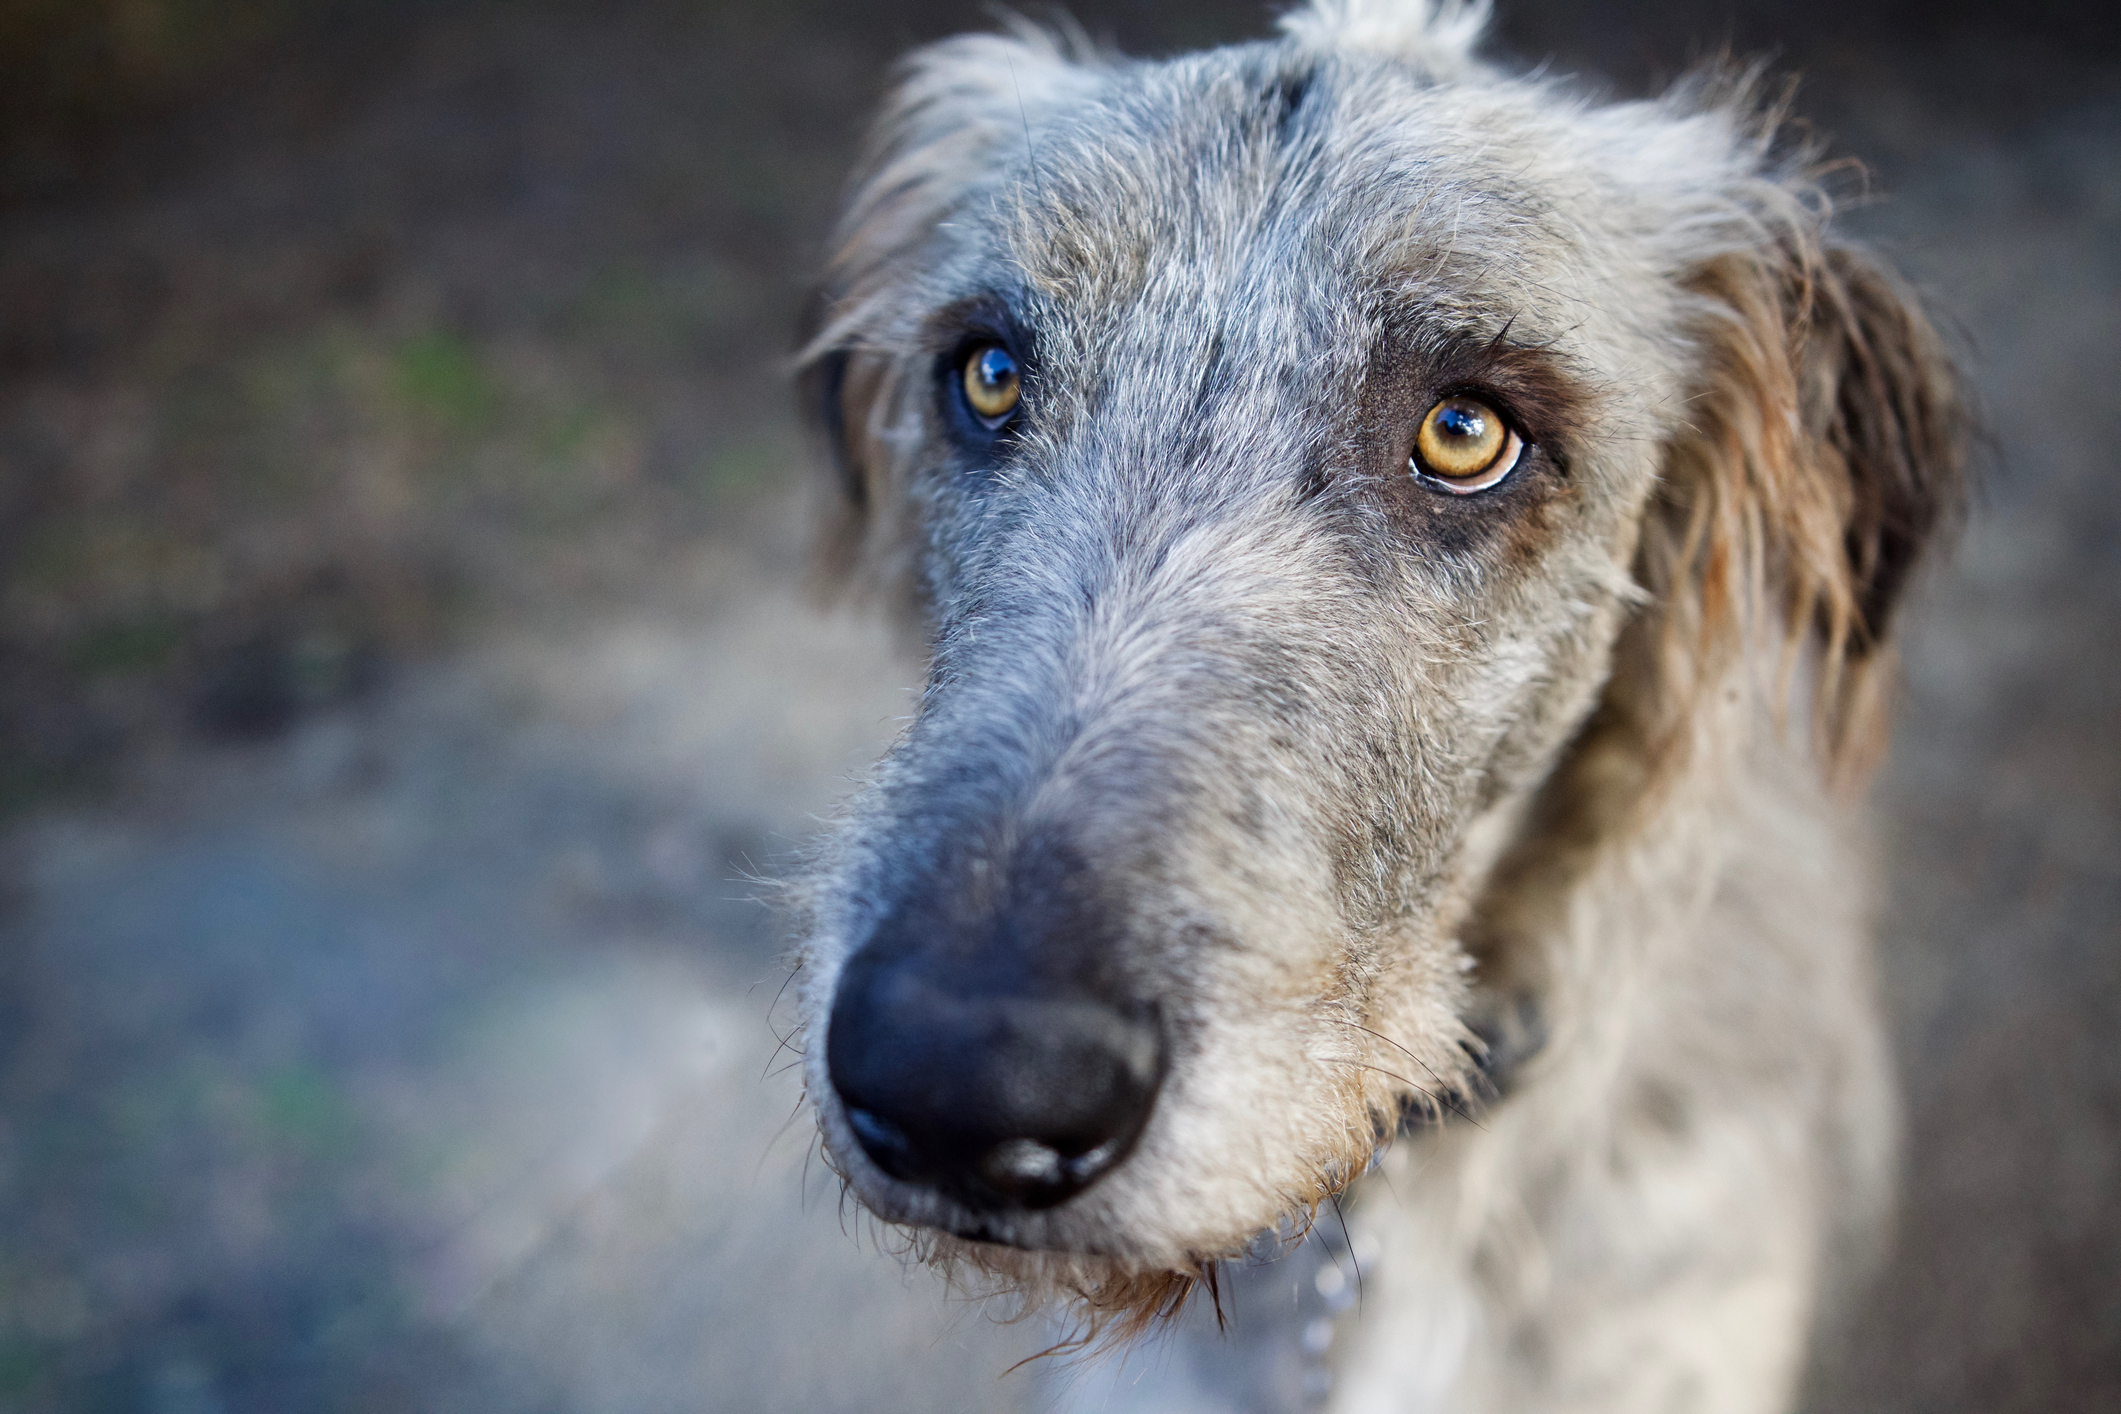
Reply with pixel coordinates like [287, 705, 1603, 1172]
[791, 3, 1964, 1408]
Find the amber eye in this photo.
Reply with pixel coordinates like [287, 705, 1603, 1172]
[1412, 396, 1522, 492]
[960, 343, 1021, 426]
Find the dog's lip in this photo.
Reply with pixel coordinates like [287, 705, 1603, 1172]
[938, 1214, 1042, 1249]
[829, 1132, 1139, 1254]
[931, 1212, 1147, 1256]
[845, 1165, 1106, 1252]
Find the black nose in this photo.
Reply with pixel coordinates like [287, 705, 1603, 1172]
[826, 941, 1163, 1211]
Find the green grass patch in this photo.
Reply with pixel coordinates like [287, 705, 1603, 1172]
[0, 1334, 49, 1399]
[690, 434, 791, 502]
[256, 1063, 359, 1163]
[65, 617, 184, 677]
[393, 331, 501, 433]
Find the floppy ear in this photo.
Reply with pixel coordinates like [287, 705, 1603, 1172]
[1632, 221, 1967, 784]
[798, 24, 1098, 615]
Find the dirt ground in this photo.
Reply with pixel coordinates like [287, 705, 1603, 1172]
[0, 2, 2115, 1411]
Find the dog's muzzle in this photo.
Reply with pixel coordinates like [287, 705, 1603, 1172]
[824, 874, 1166, 1213]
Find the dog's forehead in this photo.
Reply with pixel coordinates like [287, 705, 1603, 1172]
[979, 47, 1733, 370]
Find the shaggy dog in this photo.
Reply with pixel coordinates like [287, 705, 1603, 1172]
[791, 2, 1964, 1408]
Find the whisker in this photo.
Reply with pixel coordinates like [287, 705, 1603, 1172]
[1328, 1018, 1490, 1128]
[1328, 1191, 1364, 1315]
[752, 1092, 811, 1183]
[1319, 1055, 1487, 1132]
[760, 967, 806, 1079]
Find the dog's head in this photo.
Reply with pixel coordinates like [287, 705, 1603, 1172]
[792, 0, 1961, 1330]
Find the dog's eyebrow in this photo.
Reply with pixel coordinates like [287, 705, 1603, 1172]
[1386, 325, 1595, 450]
[921, 290, 1035, 346]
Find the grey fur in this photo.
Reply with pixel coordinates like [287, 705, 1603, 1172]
[792, 2, 1965, 1408]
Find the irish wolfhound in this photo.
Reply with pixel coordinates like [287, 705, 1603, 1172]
[791, 1, 1964, 1408]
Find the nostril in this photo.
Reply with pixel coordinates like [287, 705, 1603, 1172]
[846, 1107, 919, 1182]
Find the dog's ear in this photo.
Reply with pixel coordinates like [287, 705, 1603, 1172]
[1278, 0, 1491, 76]
[1634, 228, 1967, 783]
[799, 24, 1098, 613]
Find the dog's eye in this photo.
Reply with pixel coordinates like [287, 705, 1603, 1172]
[960, 343, 1021, 427]
[1412, 396, 1522, 493]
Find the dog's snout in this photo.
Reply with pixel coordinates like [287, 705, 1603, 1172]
[826, 943, 1163, 1211]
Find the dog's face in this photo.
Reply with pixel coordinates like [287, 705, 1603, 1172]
[794, 2, 1958, 1311]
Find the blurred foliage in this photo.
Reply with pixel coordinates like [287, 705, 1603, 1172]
[0, 0, 858, 812]
[393, 332, 502, 434]
[0, 0, 303, 196]
[0, 291, 773, 810]
[0, 0, 292, 97]
[0, 0, 840, 814]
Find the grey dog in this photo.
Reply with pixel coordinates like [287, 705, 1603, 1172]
[791, 1, 1965, 1408]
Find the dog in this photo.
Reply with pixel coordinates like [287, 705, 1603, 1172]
[789, 2, 1964, 1409]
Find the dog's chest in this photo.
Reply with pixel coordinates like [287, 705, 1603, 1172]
[1043, 1171, 1478, 1414]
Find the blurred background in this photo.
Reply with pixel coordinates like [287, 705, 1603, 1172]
[0, 1, 2114, 1410]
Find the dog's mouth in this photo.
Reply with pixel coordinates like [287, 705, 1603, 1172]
[932, 1211, 1056, 1250]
